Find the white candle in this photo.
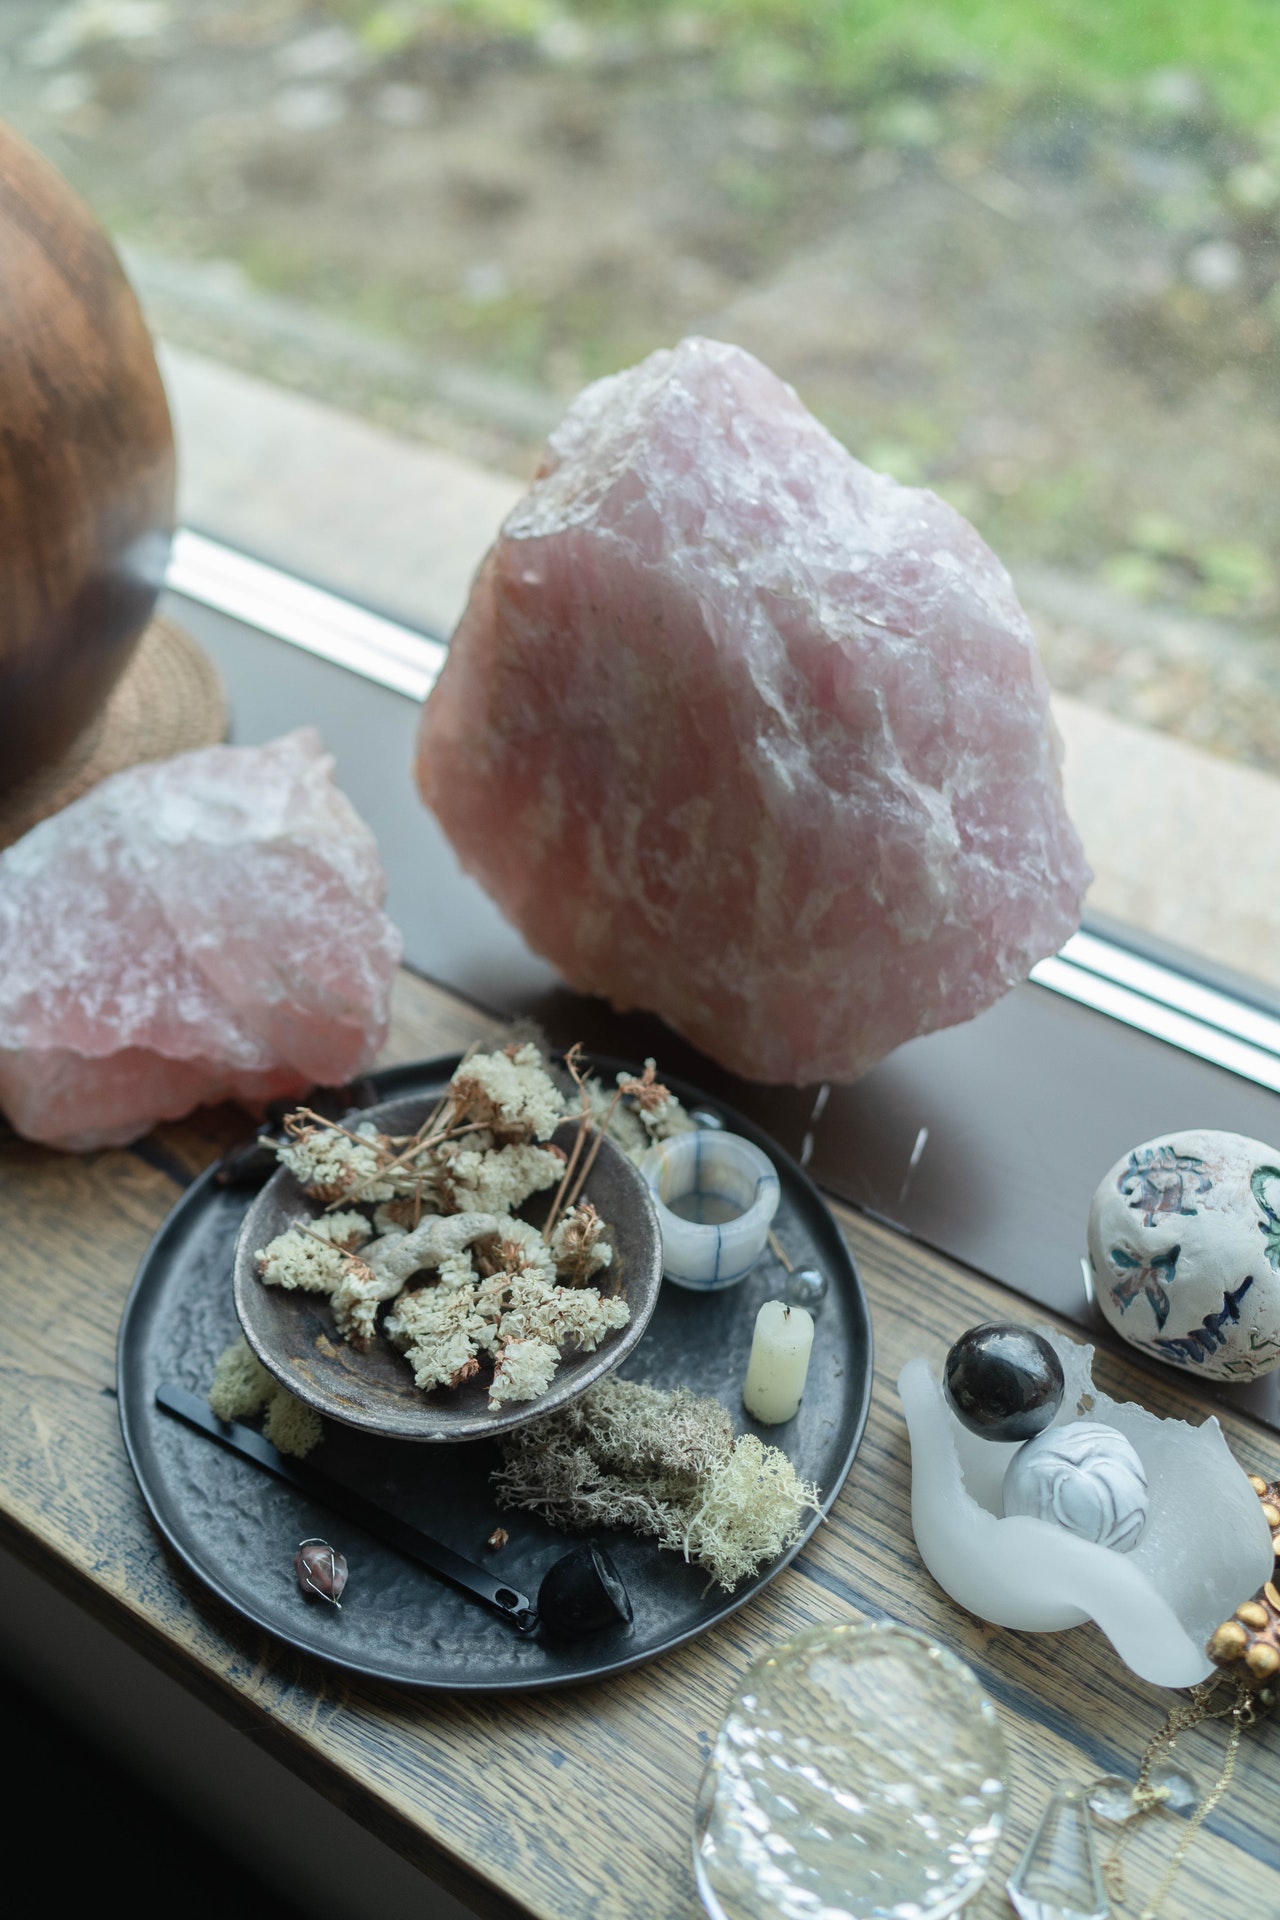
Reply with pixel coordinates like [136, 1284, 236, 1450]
[742, 1299, 814, 1424]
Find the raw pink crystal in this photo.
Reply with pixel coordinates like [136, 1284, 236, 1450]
[417, 337, 1091, 1085]
[0, 729, 402, 1149]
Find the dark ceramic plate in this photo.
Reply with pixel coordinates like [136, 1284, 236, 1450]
[233, 1099, 662, 1442]
[118, 1054, 874, 1692]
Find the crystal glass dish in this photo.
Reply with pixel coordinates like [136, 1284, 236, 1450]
[642, 1130, 780, 1291]
[693, 1620, 1007, 1920]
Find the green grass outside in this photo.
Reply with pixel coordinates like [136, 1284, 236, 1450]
[338, 0, 1280, 131]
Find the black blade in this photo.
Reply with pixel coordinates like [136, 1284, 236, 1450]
[155, 1383, 536, 1630]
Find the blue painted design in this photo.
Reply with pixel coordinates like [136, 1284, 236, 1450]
[1151, 1275, 1255, 1365]
[1119, 1145, 1211, 1228]
[1251, 1166, 1280, 1272]
[1108, 1241, 1180, 1330]
[713, 1223, 721, 1284]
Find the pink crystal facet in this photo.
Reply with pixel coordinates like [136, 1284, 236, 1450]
[0, 729, 402, 1149]
[417, 337, 1090, 1084]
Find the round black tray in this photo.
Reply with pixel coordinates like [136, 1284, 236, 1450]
[118, 1054, 873, 1692]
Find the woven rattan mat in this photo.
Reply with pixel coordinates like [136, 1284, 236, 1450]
[0, 614, 227, 851]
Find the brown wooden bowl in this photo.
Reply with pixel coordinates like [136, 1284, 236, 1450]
[0, 123, 175, 798]
[232, 1092, 663, 1443]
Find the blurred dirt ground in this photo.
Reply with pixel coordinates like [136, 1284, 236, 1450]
[4, 0, 1280, 774]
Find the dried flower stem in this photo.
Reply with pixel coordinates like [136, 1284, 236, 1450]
[318, 1116, 491, 1212]
[542, 1045, 595, 1240]
[560, 1086, 625, 1220]
[768, 1230, 793, 1274]
[289, 1107, 373, 1147]
[298, 1222, 354, 1253]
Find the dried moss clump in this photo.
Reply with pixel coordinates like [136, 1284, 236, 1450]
[208, 1336, 323, 1459]
[492, 1379, 820, 1590]
[208, 1336, 275, 1421]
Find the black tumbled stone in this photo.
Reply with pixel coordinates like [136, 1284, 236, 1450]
[943, 1324, 1065, 1441]
[537, 1544, 634, 1638]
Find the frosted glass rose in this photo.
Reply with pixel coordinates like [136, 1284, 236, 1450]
[1003, 1420, 1148, 1552]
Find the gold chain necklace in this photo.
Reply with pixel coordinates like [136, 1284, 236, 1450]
[1011, 1470, 1280, 1920]
[1096, 1672, 1259, 1918]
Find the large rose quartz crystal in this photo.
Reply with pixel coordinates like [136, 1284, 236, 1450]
[417, 337, 1090, 1083]
[0, 729, 402, 1150]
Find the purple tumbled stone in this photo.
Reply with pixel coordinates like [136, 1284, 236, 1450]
[417, 337, 1090, 1084]
[0, 728, 402, 1149]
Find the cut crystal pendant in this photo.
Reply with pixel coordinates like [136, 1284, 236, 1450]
[1148, 1760, 1198, 1814]
[1007, 1786, 1110, 1920]
[1086, 1776, 1135, 1825]
[693, 1620, 1007, 1920]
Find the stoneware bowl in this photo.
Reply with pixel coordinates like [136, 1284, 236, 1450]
[233, 1091, 663, 1443]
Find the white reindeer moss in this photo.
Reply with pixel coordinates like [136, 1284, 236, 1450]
[493, 1379, 819, 1589]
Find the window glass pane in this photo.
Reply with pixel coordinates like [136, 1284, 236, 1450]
[4, 2, 1278, 992]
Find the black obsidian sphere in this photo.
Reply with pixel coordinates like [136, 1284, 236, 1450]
[943, 1324, 1065, 1441]
[537, 1545, 634, 1637]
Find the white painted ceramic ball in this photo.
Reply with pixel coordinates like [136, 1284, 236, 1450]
[1003, 1421, 1149, 1552]
[1087, 1128, 1280, 1381]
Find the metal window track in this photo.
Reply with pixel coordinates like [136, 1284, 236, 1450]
[168, 528, 445, 702]
[167, 526, 1280, 1096]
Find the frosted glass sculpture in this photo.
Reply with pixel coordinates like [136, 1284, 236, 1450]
[898, 1328, 1272, 1687]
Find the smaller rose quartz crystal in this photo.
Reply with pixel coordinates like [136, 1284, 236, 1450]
[416, 337, 1090, 1084]
[0, 729, 402, 1150]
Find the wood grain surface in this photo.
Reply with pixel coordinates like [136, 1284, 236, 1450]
[0, 120, 174, 795]
[1, 968, 1277, 1920]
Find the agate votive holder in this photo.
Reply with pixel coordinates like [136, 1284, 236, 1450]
[642, 1131, 780, 1291]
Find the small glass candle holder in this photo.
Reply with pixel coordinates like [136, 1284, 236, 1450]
[642, 1130, 780, 1291]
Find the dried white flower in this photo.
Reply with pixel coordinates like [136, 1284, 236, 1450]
[489, 1336, 560, 1407]
[256, 1211, 371, 1293]
[277, 1120, 396, 1203]
[549, 1202, 613, 1283]
[263, 1042, 639, 1409]
[436, 1248, 477, 1291]
[497, 1271, 628, 1354]
[449, 1043, 566, 1142]
[385, 1283, 494, 1391]
[583, 1062, 694, 1164]
[331, 1251, 398, 1345]
[476, 1216, 557, 1286]
[438, 1139, 564, 1213]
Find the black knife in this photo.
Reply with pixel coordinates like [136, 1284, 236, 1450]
[155, 1383, 537, 1631]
